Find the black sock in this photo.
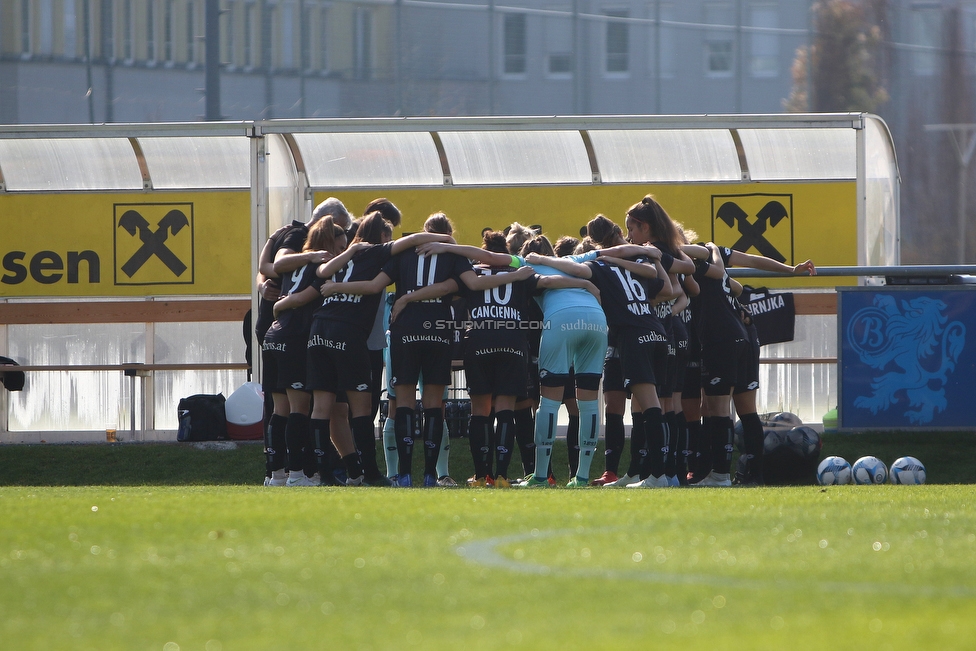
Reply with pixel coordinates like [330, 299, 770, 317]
[675, 411, 690, 484]
[286, 413, 310, 473]
[266, 414, 288, 473]
[740, 412, 764, 479]
[709, 416, 735, 475]
[351, 415, 380, 479]
[626, 411, 646, 477]
[697, 417, 717, 477]
[494, 410, 516, 479]
[566, 414, 580, 478]
[310, 418, 330, 479]
[342, 452, 364, 481]
[604, 412, 625, 475]
[664, 411, 678, 478]
[467, 415, 493, 478]
[687, 417, 703, 479]
[642, 408, 665, 479]
[394, 407, 415, 479]
[422, 408, 444, 477]
[514, 407, 536, 476]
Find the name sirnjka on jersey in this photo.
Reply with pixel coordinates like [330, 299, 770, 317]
[742, 293, 787, 315]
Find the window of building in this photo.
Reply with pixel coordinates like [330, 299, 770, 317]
[649, 3, 676, 79]
[64, 1, 78, 58]
[503, 13, 527, 76]
[102, 0, 115, 60]
[147, 0, 156, 62]
[165, 0, 175, 63]
[911, 5, 940, 76]
[21, 0, 32, 56]
[545, 7, 572, 78]
[186, 0, 197, 64]
[244, 2, 256, 67]
[222, 0, 235, 66]
[281, 1, 294, 69]
[122, 0, 133, 61]
[749, 3, 778, 77]
[604, 9, 629, 75]
[354, 6, 372, 79]
[704, 3, 734, 77]
[301, 2, 311, 70]
[38, 0, 53, 55]
[319, 5, 330, 72]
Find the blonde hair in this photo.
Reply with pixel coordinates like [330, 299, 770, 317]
[573, 237, 598, 255]
[506, 222, 535, 255]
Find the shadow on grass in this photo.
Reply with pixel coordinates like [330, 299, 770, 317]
[1, 431, 973, 486]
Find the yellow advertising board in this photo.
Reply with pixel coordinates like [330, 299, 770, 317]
[325, 181, 856, 288]
[0, 192, 251, 297]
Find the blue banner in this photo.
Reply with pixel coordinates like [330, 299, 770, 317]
[840, 287, 976, 429]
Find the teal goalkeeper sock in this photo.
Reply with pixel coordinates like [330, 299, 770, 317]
[436, 421, 450, 478]
[533, 397, 561, 478]
[575, 399, 599, 481]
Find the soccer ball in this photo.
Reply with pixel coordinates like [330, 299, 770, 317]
[816, 456, 852, 485]
[763, 428, 789, 455]
[889, 456, 926, 485]
[767, 411, 802, 429]
[786, 426, 823, 460]
[852, 456, 888, 484]
[733, 419, 745, 452]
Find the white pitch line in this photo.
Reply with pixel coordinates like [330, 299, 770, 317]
[456, 529, 976, 598]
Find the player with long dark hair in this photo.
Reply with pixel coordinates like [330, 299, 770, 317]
[264, 217, 348, 486]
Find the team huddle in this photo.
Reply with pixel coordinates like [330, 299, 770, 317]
[256, 195, 815, 489]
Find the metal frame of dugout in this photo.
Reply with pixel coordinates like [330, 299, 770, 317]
[0, 113, 899, 440]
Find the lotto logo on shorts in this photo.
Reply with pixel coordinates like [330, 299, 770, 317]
[711, 194, 793, 264]
[114, 203, 194, 285]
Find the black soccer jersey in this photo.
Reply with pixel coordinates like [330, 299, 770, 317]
[264, 261, 323, 345]
[280, 221, 310, 255]
[256, 221, 304, 341]
[314, 242, 395, 330]
[383, 249, 473, 337]
[692, 258, 748, 346]
[461, 266, 539, 354]
[651, 242, 679, 338]
[585, 258, 667, 336]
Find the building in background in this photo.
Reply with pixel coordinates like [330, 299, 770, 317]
[2, 1, 975, 263]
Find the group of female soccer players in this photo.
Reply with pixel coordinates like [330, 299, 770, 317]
[258, 194, 815, 489]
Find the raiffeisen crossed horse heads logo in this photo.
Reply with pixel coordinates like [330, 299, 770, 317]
[114, 203, 195, 285]
[848, 295, 966, 424]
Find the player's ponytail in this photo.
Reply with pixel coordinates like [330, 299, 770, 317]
[351, 211, 393, 245]
[424, 212, 454, 235]
[586, 214, 623, 249]
[626, 194, 682, 254]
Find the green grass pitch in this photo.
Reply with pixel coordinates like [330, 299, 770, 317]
[2, 484, 975, 651]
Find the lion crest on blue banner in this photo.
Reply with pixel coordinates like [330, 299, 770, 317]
[848, 295, 966, 424]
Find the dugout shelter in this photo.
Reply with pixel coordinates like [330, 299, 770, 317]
[0, 113, 898, 441]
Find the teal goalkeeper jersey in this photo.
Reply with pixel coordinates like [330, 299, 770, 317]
[525, 250, 600, 317]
